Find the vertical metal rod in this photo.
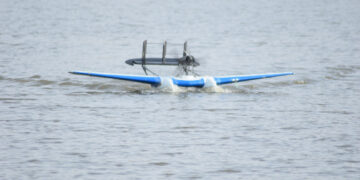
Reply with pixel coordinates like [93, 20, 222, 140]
[183, 41, 188, 56]
[162, 41, 167, 64]
[142, 40, 147, 65]
[142, 40, 147, 75]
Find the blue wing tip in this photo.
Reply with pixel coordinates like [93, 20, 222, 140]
[69, 71, 86, 75]
[282, 72, 294, 75]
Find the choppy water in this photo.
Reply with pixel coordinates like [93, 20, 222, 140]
[1, 0, 360, 179]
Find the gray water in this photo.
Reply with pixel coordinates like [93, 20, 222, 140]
[1, 0, 360, 179]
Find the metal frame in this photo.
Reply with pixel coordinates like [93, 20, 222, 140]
[130, 40, 197, 76]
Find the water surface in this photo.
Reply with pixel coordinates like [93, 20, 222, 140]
[0, 0, 360, 179]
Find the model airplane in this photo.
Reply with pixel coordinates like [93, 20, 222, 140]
[69, 40, 293, 88]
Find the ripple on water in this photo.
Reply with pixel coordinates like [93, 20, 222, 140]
[215, 169, 242, 174]
[37, 137, 63, 144]
[64, 152, 88, 158]
[149, 162, 169, 166]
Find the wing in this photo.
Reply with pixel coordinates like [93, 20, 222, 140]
[213, 72, 294, 85]
[69, 71, 161, 86]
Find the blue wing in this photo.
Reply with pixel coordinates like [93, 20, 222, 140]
[70, 71, 293, 87]
[69, 71, 161, 86]
[214, 72, 294, 85]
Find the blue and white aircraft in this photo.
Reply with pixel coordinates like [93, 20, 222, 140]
[70, 41, 293, 88]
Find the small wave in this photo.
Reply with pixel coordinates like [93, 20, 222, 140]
[214, 169, 242, 174]
[1, 74, 56, 85]
[83, 83, 119, 90]
[244, 78, 312, 89]
[149, 162, 169, 166]
[30, 75, 41, 79]
[325, 65, 359, 80]
[33, 79, 56, 85]
[58, 81, 81, 86]
[12, 77, 33, 83]
[0, 98, 36, 101]
[326, 65, 358, 74]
